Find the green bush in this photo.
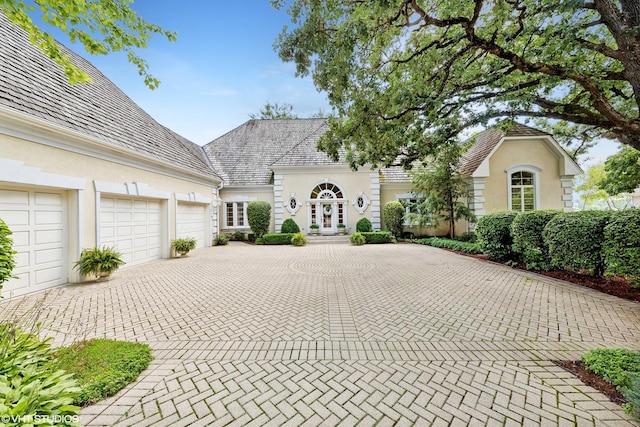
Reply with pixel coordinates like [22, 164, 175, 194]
[0, 324, 81, 425]
[291, 232, 307, 246]
[247, 201, 271, 238]
[216, 235, 229, 245]
[356, 217, 373, 232]
[350, 232, 366, 246]
[263, 233, 294, 245]
[603, 209, 640, 285]
[361, 231, 393, 244]
[52, 339, 152, 406]
[624, 374, 640, 422]
[383, 201, 405, 237]
[455, 232, 477, 243]
[171, 237, 197, 253]
[476, 211, 519, 260]
[582, 348, 640, 391]
[414, 237, 483, 254]
[544, 210, 611, 277]
[0, 218, 16, 294]
[281, 218, 300, 234]
[228, 231, 245, 241]
[73, 246, 125, 277]
[511, 210, 561, 270]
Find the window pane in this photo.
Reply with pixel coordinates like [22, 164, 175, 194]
[511, 189, 522, 211]
[226, 204, 234, 226]
[237, 204, 244, 226]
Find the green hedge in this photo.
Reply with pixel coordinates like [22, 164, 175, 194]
[281, 218, 300, 234]
[603, 209, 640, 285]
[263, 233, 294, 245]
[543, 210, 612, 277]
[511, 210, 561, 270]
[356, 217, 373, 232]
[414, 237, 483, 254]
[476, 211, 519, 260]
[247, 201, 271, 238]
[383, 201, 405, 237]
[361, 231, 393, 244]
[350, 232, 366, 246]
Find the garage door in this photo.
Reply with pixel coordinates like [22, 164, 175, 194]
[0, 188, 66, 297]
[100, 197, 161, 267]
[176, 202, 207, 248]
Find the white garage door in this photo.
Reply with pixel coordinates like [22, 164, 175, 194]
[176, 202, 207, 248]
[0, 188, 66, 297]
[100, 197, 161, 267]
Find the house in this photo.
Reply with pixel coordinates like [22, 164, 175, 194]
[0, 12, 582, 298]
[0, 14, 222, 297]
[203, 120, 583, 237]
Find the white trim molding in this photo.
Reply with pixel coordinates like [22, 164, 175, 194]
[352, 191, 370, 214]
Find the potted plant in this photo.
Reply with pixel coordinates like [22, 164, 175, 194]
[171, 237, 197, 256]
[337, 223, 346, 235]
[309, 223, 320, 235]
[74, 246, 125, 279]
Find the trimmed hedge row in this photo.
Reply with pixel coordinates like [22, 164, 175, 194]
[414, 238, 483, 254]
[361, 231, 393, 244]
[476, 209, 640, 281]
[263, 233, 294, 245]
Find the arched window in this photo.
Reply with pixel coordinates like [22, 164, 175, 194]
[508, 168, 539, 212]
[309, 182, 346, 228]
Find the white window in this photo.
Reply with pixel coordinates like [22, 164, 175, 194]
[396, 193, 423, 226]
[224, 202, 249, 228]
[507, 166, 541, 212]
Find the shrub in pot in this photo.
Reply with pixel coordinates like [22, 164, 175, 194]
[171, 237, 197, 255]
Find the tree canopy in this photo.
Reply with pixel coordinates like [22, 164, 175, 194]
[598, 147, 640, 195]
[272, 0, 640, 168]
[249, 102, 298, 119]
[1, 0, 176, 89]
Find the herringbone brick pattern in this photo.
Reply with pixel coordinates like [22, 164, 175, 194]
[2, 242, 638, 426]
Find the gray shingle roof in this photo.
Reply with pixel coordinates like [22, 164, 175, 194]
[203, 119, 345, 186]
[459, 123, 550, 175]
[0, 13, 220, 181]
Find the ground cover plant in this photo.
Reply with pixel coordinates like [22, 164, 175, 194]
[52, 339, 152, 406]
[414, 237, 482, 254]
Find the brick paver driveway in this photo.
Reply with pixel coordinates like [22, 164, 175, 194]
[4, 242, 640, 426]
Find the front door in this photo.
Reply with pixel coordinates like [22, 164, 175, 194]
[320, 203, 334, 233]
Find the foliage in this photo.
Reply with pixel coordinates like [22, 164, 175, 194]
[52, 339, 152, 406]
[624, 374, 640, 422]
[0, 324, 81, 426]
[543, 211, 612, 277]
[475, 212, 519, 261]
[309, 223, 320, 229]
[455, 232, 477, 243]
[73, 246, 125, 277]
[290, 232, 307, 246]
[281, 218, 301, 234]
[249, 102, 298, 119]
[337, 223, 346, 228]
[215, 235, 229, 246]
[273, 1, 640, 168]
[382, 201, 405, 238]
[171, 237, 197, 253]
[577, 163, 631, 210]
[247, 201, 271, 238]
[511, 210, 561, 270]
[361, 231, 393, 244]
[350, 232, 366, 246]
[2, 0, 176, 89]
[414, 238, 483, 254]
[228, 231, 245, 241]
[0, 218, 17, 294]
[263, 233, 294, 245]
[603, 209, 640, 286]
[356, 218, 372, 233]
[408, 142, 475, 237]
[582, 348, 640, 393]
[599, 147, 640, 196]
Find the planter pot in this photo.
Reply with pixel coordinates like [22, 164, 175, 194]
[178, 250, 189, 256]
[338, 228, 346, 235]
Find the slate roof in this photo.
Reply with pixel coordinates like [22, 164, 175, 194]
[459, 123, 550, 175]
[0, 13, 219, 181]
[203, 119, 342, 186]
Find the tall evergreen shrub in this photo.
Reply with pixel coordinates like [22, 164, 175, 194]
[603, 209, 640, 285]
[382, 201, 405, 237]
[475, 211, 519, 260]
[511, 210, 561, 270]
[281, 218, 300, 234]
[247, 201, 271, 238]
[543, 210, 612, 277]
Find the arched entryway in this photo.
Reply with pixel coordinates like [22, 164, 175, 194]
[308, 182, 347, 234]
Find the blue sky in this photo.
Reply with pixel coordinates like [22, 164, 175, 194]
[34, 1, 619, 165]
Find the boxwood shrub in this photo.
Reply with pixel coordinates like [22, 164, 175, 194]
[281, 218, 300, 234]
[356, 217, 373, 232]
[350, 232, 366, 246]
[603, 209, 640, 285]
[383, 201, 405, 237]
[511, 210, 561, 270]
[543, 210, 612, 277]
[475, 211, 519, 261]
[247, 201, 271, 238]
[263, 233, 294, 245]
[361, 231, 393, 244]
